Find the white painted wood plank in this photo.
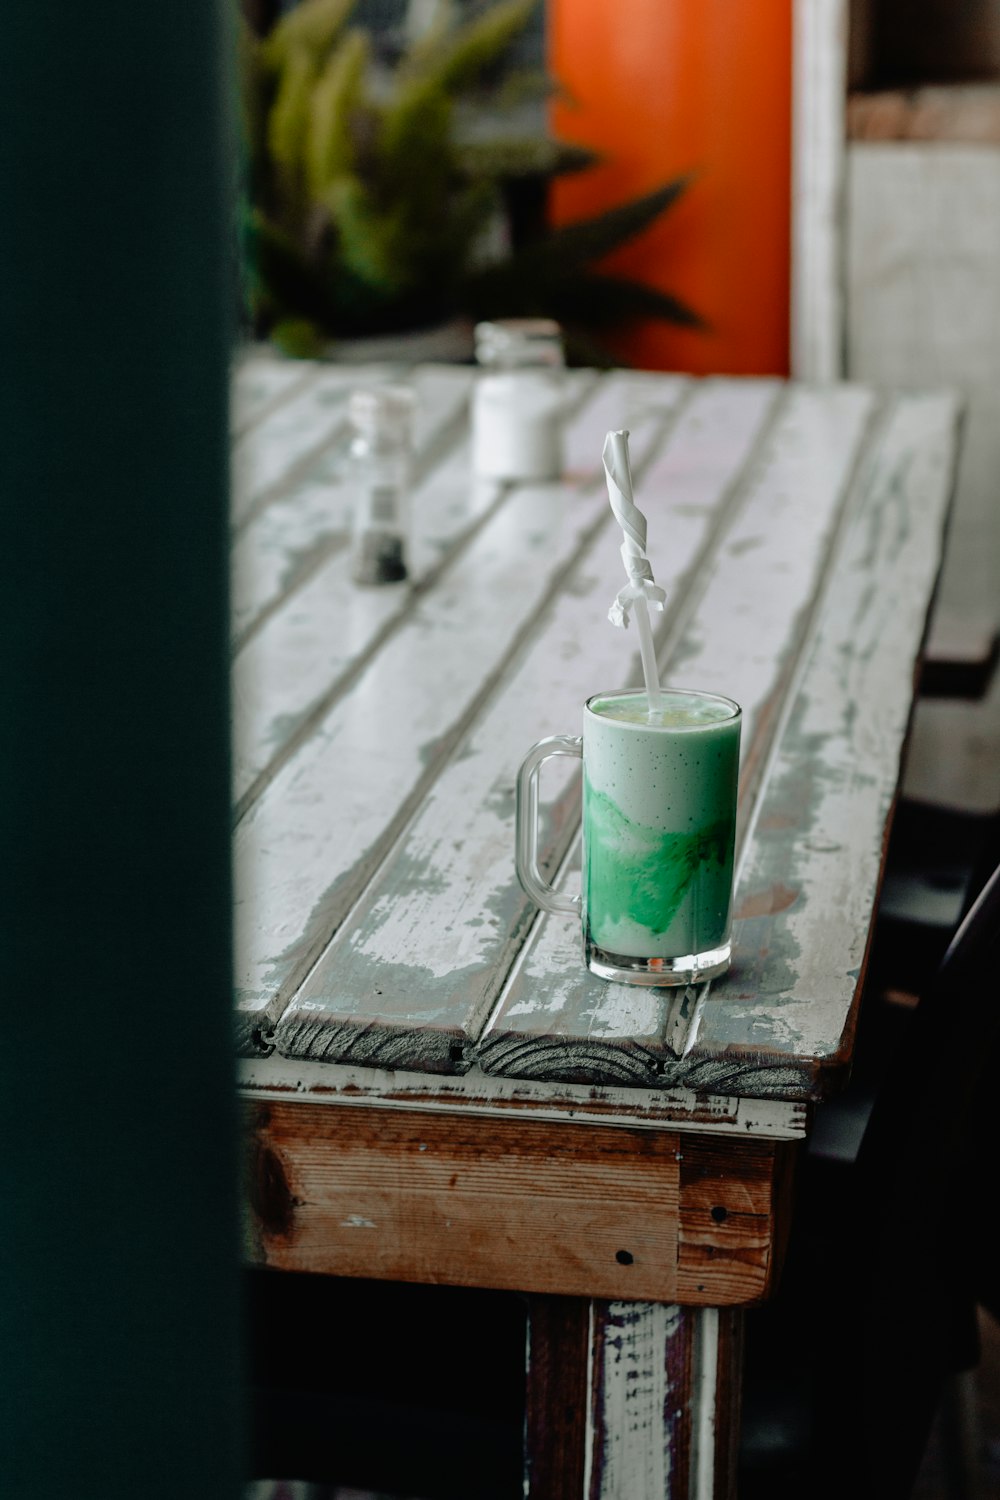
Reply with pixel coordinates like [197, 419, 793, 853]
[718, 390, 962, 1083]
[237, 1054, 808, 1138]
[230, 349, 316, 435]
[233, 372, 690, 1052]
[230, 361, 394, 528]
[480, 384, 879, 1090]
[231, 369, 596, 807]
[230, 363, 475, 646]
[232, 435, 491, 806]
[791, 0, 849, 380]
[484, 391, 959, 1100]
[272, 379, 781, 1071]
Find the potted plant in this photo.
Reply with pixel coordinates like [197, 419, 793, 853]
[239, 0, 701, 361]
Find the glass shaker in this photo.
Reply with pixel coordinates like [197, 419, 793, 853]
[348, 384, 416, 586]
[471, 319, 565, 482]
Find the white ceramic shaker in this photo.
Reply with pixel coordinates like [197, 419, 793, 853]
[471, 318, 565, 482]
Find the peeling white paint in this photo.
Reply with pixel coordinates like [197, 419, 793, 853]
[234, 359, 957, 1114]
[483, 384, 881, 1087]
[239, 1056, 807, 1139]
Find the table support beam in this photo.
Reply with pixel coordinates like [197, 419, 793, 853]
[525, 1296, 591, 1499]
[525, 1299, 743, 1499]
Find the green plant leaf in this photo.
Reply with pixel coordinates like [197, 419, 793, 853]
[305, 28, 370, 198]
[263, 0, 356, 72]
[444, 179, 501, 268]
[401, 0, 538, 95]
[270, 317, 328, 358]
[247, 210, 338, 327]
[326, 178, 416, 291]
[462, 258, 703, 331]
[544, 271, 706, 330]
[453, 135, 597, 180]
[248, 0, 703, 351]
[520, 175, 694, 272]
[495, 67, 560, 108]
[560, 326, 620, 368]
[377, 79, 455, 200]
[268, 46, 321, 189]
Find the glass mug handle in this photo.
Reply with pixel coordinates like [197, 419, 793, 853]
[515, 735, 583, 915]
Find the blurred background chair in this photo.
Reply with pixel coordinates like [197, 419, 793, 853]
[739, 853, 1000, 1498]
[868, 617, 1000, 1005]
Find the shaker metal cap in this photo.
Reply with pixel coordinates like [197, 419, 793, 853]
[348, 384, 417, 435]
[474, 318, 564, 368]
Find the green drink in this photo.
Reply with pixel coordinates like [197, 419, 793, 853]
[582, 689, 740, 982]
[516, 687, 741, 986]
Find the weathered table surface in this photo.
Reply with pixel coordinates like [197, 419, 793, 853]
[235, 351, 960, 1498]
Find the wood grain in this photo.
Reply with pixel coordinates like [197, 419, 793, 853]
[677, 1138, 790, 1305]
[584, 1302, 744, 1500]
[243, 1100, 784, 1306]
[479, 392, 959, 1099]
[232, 359, 959, 1104]
[231, 349, 316, 436]
[848, 85, 1000, 143]
[718, 390, 961, 1094]
[230, 356, 961, 1499]
[231, 370, 487, 806]
[234, 372, 688, 1053]
[270, 378, 780, 1070]
[710, 1310, 744, 1500]
[231, 361, 378, 529]
[525, 1295, 591, 1500]
[230, 363, 473, 651]
[586, 1301, 695, 1499]
[479, 383, 880, 1092]
[239, 1053, 809, 1141]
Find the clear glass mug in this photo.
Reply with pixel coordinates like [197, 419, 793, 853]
[515, 688, 742, 985]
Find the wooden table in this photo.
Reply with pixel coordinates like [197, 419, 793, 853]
[234, 353, 960, 1497]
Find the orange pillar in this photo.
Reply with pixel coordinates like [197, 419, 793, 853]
[549, 0, 793, 375]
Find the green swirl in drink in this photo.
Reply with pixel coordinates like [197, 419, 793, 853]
[583, 690, 740, 960]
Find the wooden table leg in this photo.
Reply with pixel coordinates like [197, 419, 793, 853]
[589, 1302, 743, 1499]
[525, 1298, 743, 1499]
[525, 1295, 591, 1499]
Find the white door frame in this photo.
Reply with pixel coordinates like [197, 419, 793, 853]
[791, 0, 849, 379]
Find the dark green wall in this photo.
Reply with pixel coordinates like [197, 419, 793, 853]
[0, 4, 242, 1495]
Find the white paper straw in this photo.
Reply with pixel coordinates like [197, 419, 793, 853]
[633, 597, 662, 714]
[603, 429, 664, 714]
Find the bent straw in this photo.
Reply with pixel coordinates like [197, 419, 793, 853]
[603, 429, 665, 715]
